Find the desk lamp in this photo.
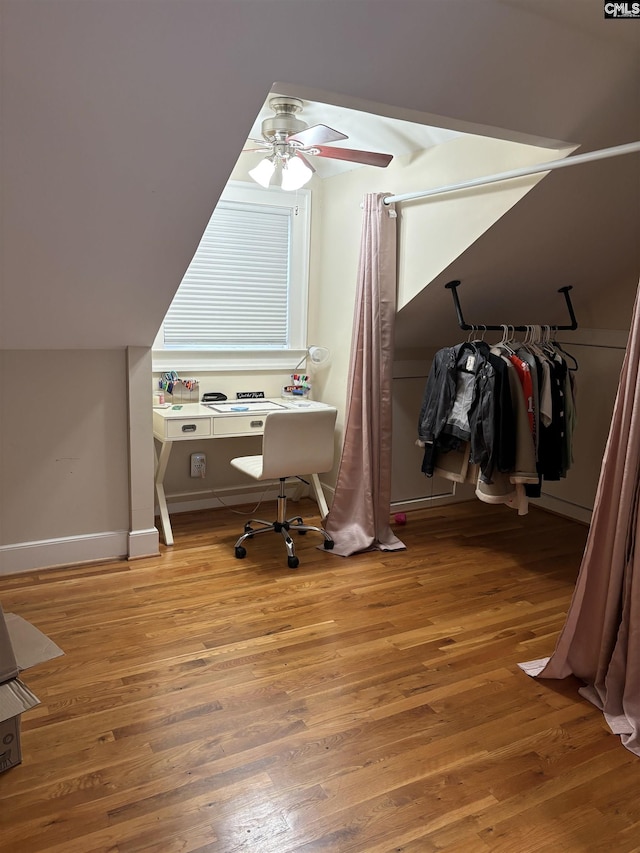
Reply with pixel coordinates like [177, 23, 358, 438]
[294, 346, 330, 371]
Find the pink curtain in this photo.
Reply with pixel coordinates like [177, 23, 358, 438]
[520, 280, 640, 755]
[324, 193, 405, 556]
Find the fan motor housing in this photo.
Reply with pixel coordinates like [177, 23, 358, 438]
[261, 96, 308, 141]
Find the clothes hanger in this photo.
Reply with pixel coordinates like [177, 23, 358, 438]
[555, 340, 579, 371]
[527, 324, 548, 360]
[541, 324, 557, 358]
[467, 324, 489, 346]
[497, 324, 516, 356]
[545, 325, 578, 370]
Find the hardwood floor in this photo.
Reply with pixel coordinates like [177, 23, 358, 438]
[1, 500, 639, 852]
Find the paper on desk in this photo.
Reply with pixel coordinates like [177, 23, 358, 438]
[205, 401, 286, 413]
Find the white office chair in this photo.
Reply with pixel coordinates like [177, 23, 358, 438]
[230, 407, 338, 568]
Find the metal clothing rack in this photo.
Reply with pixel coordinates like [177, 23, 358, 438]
[445, 279, 578, 333]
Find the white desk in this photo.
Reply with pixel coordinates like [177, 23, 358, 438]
[153, 399, 333, 545]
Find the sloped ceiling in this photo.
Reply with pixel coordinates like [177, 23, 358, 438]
[396, 135, 640, 350]
[0, 0, 638, 350]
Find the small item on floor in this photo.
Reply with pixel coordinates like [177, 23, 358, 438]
[394, 512, 407, 525]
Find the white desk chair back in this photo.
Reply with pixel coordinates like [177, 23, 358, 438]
[258, 408, 337, 480]
[230, 407, 338, 568]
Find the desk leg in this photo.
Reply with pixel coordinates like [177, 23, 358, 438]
[155, 440, 174, 546]
[310, 473, 329, 520]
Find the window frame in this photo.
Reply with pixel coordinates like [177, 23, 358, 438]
[152, 180, 311, 372]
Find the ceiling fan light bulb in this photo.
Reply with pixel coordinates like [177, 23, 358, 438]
[249, 157, 276, 188]
[280, 155, 313, 191]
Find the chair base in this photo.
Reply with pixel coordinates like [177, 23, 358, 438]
[233, 490, 334, 568]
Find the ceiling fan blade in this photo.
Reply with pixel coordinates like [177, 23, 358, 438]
[245, 137, 271, 147]
[242, 147, 270, 153]
[287, 124, 348, 147]
[312, 146, 393, 167]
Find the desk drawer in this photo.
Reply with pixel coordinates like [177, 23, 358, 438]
[213, 415, 266, 436]
[166, 418, 212, 439]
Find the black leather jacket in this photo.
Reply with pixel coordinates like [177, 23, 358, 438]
[418, 342, 497, 482]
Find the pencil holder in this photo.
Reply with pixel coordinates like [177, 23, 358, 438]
[282, 373, 311, 398]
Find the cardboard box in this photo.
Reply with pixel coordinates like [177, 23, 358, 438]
[0, 604, 64, 773]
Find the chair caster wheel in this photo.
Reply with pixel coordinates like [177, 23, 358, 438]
[323, 539, 335, 550]
[235, 546, 247, 559]
[287, 556, 299, 569]
[297, 529, 307, 535]
[243, 524, 253, 537]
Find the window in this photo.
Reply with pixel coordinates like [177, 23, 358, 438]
[153, 181, 310, 371]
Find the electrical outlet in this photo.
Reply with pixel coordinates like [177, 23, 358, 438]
[190, 453, 206, 478]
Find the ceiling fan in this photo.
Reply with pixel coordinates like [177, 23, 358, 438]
[244, 96, 394, 191]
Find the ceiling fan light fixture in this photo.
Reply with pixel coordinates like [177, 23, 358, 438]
[280, 155, 313, 191]
[248, 156, 276, 188]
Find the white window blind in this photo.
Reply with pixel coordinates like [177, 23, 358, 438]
[162, 200, 292, 349]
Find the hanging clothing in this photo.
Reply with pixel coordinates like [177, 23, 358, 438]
[418, 341, 502, 484]
[417, 336, 577, 515]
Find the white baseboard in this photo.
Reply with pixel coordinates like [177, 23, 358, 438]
[161, 484, 589, 527]
[537, 493, 592, 525]
[390, 493, 463, 513]
[388, 489, 593, 524]
[0, 530, 129, 576]
[128, 528, 160, 559]
[163, 483, 309, 515]
[322, 483, 464, 517]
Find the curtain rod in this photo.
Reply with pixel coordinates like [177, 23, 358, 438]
[383, 141, 640, 205]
